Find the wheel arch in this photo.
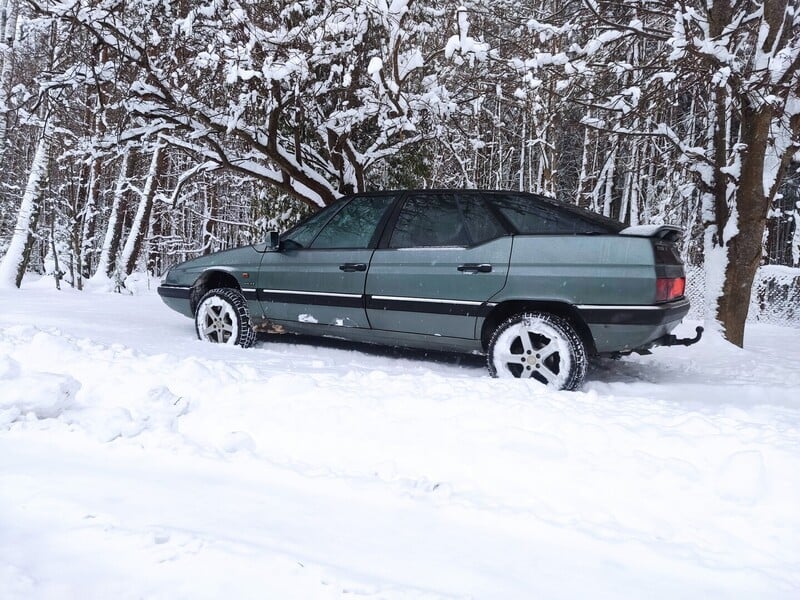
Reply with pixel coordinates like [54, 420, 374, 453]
[189, 269, 241, 314]
[481, 300, 597, 356]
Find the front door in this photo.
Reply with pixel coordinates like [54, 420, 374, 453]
[258, 194, 396, 328]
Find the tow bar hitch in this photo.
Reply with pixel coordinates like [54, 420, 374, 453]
[659, 326, 704, 347]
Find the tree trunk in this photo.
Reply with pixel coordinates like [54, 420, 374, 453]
[118, 141, 165, 278]
[716, 105, 783, 347]
[0, 0, 18, 165]
[201, 188, 218, 255]
[0, 120, 53, 288]
[79, 154, 102, 280]
[577, 124, 593, 208]
[92, 152, 133, 281]
[708, 0, 798, 347]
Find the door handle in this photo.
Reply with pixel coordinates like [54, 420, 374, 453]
[458, 263, 492, 273]
[339, 263, 367, 272]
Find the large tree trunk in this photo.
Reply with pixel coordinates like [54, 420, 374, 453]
[715, 106, 773, 346]
[707, 0, 799, 347]
[0, 120, 53, 288]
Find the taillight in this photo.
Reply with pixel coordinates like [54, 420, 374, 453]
[656, 277, 685, 302]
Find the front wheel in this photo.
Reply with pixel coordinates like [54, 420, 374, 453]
[194, 288, 256, 348]
[487, 312, 587, 390]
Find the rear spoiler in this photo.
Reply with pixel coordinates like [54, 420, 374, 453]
[620, 225, 683, 242]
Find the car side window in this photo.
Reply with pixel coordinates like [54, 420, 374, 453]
[458, 194, 507, 244]
[389, 193, 469, 248]
[282, 202, 343, 248]
[311, 195, 396, 249]
[488, 193, 615, 234]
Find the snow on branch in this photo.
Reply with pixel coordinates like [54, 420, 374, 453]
[445, 6, 491, 65]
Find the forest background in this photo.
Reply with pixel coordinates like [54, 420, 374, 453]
[0, 0, 797, 346]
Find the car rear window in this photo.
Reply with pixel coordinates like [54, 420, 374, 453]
[486, 193, 623, 235]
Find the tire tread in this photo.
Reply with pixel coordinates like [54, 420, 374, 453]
[194, 287, 256, 348]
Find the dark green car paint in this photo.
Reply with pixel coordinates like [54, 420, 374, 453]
[158, 190, 690, 358]
[365, 237, 513, 339]
[257, 248, 374, 328]
[160, 245, 262, 318]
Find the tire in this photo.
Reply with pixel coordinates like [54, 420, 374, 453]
[194, 288, 256, 348]
[487, 312, 587, 390]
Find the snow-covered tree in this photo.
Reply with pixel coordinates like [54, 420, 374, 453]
[117, 139, 165, 279]
[0, 0, 794, 338]
[0, 107, 53, 288]
[28, 0, 468, 208]
[0, 0, 19, 165]
[539, 0, 800, 346]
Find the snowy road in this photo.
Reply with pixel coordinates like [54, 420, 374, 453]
[1, 283, 799, 598]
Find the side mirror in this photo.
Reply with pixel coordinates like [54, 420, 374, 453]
[265, 231, 280, 251]
[255, 231, 281, 253]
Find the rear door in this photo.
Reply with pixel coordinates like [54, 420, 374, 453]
[258, 193, 396, 328]
[365, 192, 512, 339]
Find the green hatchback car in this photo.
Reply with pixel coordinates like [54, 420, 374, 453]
[158, 190, 699, 390]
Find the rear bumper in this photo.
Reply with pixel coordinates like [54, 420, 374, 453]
[577, 298, 690, 326]
[577, 298, 690, 353]
[157, 285, 193, 318]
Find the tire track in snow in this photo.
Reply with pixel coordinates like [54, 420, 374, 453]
[2, 323, 800, 593]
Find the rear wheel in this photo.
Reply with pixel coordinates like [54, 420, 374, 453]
[487, 312, 587, 390]
[194, 288, 256, 348]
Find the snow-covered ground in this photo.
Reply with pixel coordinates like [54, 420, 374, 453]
[1, 281, 799, 599]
